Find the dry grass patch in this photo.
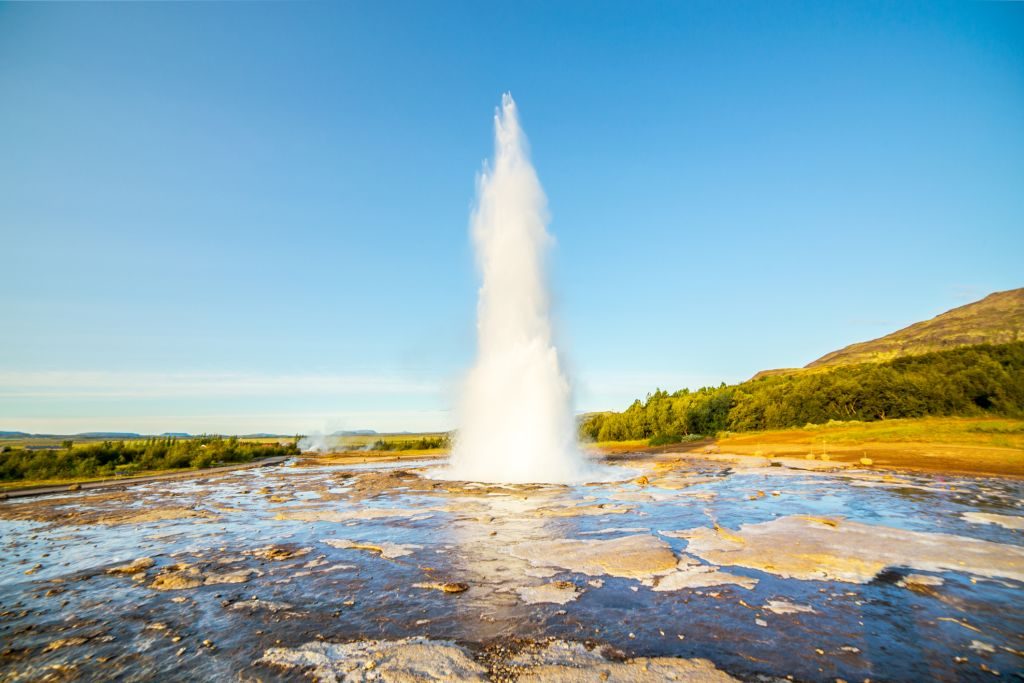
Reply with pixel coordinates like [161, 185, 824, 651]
[716, 417, 1024, 476]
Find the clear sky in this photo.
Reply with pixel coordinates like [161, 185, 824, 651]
[2, 1, 1022, 435]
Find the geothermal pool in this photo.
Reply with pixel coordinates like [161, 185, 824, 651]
[1, 452, 1022, 681]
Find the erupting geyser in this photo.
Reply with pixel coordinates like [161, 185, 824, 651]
[441, 94, 591, 484]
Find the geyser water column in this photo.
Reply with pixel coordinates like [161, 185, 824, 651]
[442, 94, 590, 484]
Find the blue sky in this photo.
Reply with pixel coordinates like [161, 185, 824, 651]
[2, 1, 1022, 434]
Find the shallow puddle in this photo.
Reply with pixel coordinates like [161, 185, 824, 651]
[1, 454, 1022, 681]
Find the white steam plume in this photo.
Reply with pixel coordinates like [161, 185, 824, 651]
[298, 432, 341, 453]
[440, 94, 592, 484]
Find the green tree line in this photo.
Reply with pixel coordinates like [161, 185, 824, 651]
[0, 436, 300, 482]
[579, 342, 1024, 443]
[369, 435, 451, 451]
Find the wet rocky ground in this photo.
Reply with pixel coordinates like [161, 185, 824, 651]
[1, 452, 1022, 681]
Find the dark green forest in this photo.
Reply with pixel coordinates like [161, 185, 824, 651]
[578, 342, 1024, 443]
[0, 436, 300, 483]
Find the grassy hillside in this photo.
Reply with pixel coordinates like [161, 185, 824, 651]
[807, 288, 1024, 368]
[582, 289, 1024, 449]
[580, 341, 1024, 443]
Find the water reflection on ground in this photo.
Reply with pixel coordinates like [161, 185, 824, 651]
[1, 452, 1022, 681]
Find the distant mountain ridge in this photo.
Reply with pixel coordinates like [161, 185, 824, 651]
[75, 432, 143, 438]
[751, 288, 1024, 380]
[0, 431, 144, 439]
[807, 288, 1024, 368]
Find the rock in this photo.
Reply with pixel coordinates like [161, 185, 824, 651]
[517, 581, 581, 605]
[322, 538, 420, 560]
[259, 637, 739, 683]
[24, 563, 42, 575]
[897, 574, 945, 590]
[42, 637, 89, 652]
[149, 563, 257, 590]
[962, 512, 1024, 530]
[763, 599, 816, 615]
[246, 545, 313, 561]
[509, 534, 677, 580]
[678, 515, 1024, 583]
[634, 476, 649, 486]
[508, 639, 739, 682]
[150, 566, 204, 591]
[524, 566, 561, 578]
[770, 456, 852, 471]
[258, 637, 488, 682]
[649, 562, 758, 591]
[276, 507, 435, 523]
[106, 557, 155, 575]
[203, 568, 257, 585]
[229, 599, 293, 612]
[413, 582, 470, 594]
[532, 504, 634, 518]
[98, 507, 218, 525]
